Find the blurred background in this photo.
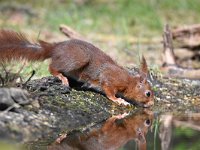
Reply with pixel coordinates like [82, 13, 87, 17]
[0, 0, 200, 77]
[0, 1, 200, 149]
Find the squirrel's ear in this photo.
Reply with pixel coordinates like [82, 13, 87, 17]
[139, 56, 148, 77]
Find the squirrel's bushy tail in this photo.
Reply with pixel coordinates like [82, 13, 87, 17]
[0, 30, 55, 62]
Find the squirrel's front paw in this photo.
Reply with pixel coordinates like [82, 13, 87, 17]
[115, 98, 130, 106]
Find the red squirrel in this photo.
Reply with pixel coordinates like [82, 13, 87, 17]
[48, 110, 153, 150]
[0, 30, 154, 107]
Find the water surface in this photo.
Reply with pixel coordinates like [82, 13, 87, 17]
[26, 110, 200, 150]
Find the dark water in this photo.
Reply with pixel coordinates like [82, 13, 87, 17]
[24, 110, 200, 150]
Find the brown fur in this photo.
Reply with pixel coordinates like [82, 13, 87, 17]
[0, 30, 154, 107]
[0, 30, 54, 61]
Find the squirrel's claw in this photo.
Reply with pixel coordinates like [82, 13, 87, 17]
[114, 98, 130, 106]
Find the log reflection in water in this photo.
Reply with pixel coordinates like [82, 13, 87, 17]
[48, 109, 154, 150]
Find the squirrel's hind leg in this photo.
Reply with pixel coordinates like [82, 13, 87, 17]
[49, 66, 69, 86]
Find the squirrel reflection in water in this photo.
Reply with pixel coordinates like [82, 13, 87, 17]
[48, 109, 154, 150]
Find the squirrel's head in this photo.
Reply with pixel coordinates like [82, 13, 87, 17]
[124, 56, 154, 107]
[126, 109, 154, 145]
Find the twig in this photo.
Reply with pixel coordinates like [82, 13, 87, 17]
[162, 24, 176, 65]
[22, 70, 35, 87]
[9, 60, 27, 86]
[0, 74, 4, 86]
[59, 24, 84, 40]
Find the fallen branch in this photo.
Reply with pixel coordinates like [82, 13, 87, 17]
[172, 24, 200, 49]
[173, 120, 200, 131]
[162, 24, 200, 79]
[59, 24, 85, 40]
[162, 66, 200, 79]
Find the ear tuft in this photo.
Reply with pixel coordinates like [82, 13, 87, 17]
[140, 55, 148, 77]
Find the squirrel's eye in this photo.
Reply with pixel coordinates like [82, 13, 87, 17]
[145, 91, 151, 97]
[144, 119, 151, 126]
